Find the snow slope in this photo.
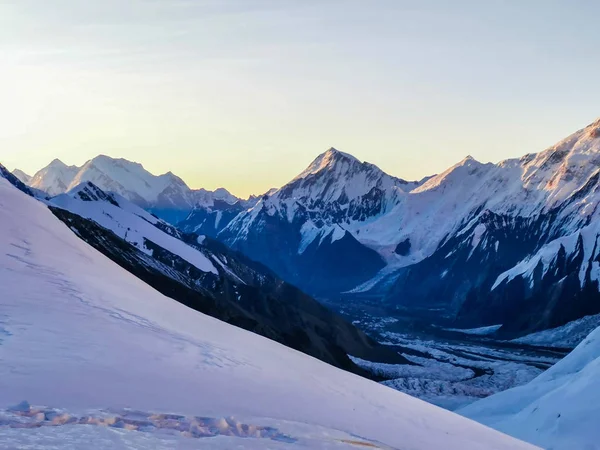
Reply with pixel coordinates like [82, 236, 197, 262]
[460, 325, 600, 449]
[0, 179, 536, 449]
[50, 182, 218, 275]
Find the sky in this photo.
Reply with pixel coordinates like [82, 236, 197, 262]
[1, 0, 600, 197]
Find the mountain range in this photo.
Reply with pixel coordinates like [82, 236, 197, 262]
[0, 175, 535, 449]
[2, 165, 405, 375]
[14, 155, 245, 224]
[5, 117, 600, 449]
[218, 119, 600, 338]
[12, 117, 600, 341]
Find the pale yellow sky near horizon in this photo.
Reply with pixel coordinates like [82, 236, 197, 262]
[2, 1, 600, 197]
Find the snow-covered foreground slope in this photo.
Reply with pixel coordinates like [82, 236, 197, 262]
[0, 181, 537, 449]
[460, 326, 600, 450]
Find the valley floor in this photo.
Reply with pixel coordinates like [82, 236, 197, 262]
[333, 303, 568, 411]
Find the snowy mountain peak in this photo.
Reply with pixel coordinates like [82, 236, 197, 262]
[48, 158, 70, 168]
[71, 160, 146, 204]
[0, 164, 32, 195]
[292, 147, 422, 192]
[288, 148, 418, 197]
[218, 148, 428, 294]
[11, 169, 31, 184]
[324, 146, 359, 161]
[213, 187, 235, 198]
[413, 154, 491, 194]
[70, 155, 192, 204]
[67, 180, 102, 195]
[29, 159, 80, 197]
[293, 147, 362, 181]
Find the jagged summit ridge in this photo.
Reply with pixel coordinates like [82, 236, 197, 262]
[293, 147, 416, 189]
[281, 147, 419, 207]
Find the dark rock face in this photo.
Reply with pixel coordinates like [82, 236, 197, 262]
[394, 238, 411, 256]
[49, 206, 408, 376]
[385, 210, 552, 317]
[298, 230, 386, 295]
[73, 182, 120, 206]
[457, 236, 600, 336]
